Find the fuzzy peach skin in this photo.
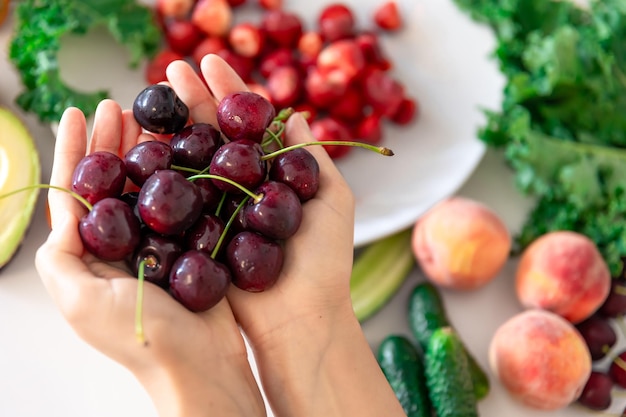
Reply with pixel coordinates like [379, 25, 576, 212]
[489, 309, 592, 410]
[411, 196, 511, 290]
[516, 231, 611, 324]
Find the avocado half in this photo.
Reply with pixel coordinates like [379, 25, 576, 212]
[0, 107, 41, 269]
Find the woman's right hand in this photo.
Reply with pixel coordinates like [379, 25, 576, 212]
[178, 55, 406, 417]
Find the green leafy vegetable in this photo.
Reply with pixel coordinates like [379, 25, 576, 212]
[452, 0, 626, 276]
[9, 0, 161, 123]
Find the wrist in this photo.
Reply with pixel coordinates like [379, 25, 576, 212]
[250, 303, 404, 417]
[135, 345, 266, 417]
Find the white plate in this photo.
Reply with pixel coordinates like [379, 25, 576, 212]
[55, 0, 504, 247]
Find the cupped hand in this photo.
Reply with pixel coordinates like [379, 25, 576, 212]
[35, 72, 266, 416]
[163, 54, 358, 346]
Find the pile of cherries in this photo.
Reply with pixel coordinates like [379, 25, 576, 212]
[576, 277, 626, 413]
[72, 85, 330, 313]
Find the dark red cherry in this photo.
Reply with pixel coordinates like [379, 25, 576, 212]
[226, 231, 284, 292]
[71, 151, 127, 205]
[124, 140, 173, 187]
[208, 139, 267, 193]
[575, 314, 617, 361]
[170, 122, 223, 170]
[244, 181, 303, 240]
[169, 250, 231, 312]
[185, 214, 225, 254]
[578, 371, 613, 410]
[599, 278, 626, 318]
[269, 147, 320, 201]
[216, 91, 276, 143]
[133, 84, 189, 134]
[137, 170, 203, 236]
[130, 234, 184, 288]
[78, 198, 141, 262]
[194, 177, 223, 213]
[609, 350, 626, 388]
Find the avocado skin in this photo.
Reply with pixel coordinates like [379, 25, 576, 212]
[0, 107, 42, 271]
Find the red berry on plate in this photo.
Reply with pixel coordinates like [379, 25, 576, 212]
[373, 0, 402, 31]
[391, 97, 418, 125]
[164, 19, 204, 56]
[318, 3, 355, 42]
[310, 117, 353, 159]
[145, 49, 184, 85]
[228, 22, 264, 58]
[355, 113, 383, 144]
[192, 0, 233, 37]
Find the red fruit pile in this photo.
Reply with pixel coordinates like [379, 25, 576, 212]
[72, 85, 323, 313]
[147, 0, 417, 159]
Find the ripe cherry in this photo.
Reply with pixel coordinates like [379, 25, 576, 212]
[609, 350, 626, 388]
[578, 371, 613, 411]
[170, 122, 223, 170]
[124, 141, 173, 187]
[599, 278, 626, 318]
[244, 181, 303, 240]
[216, 91, 276, 143]
[71, 151, 127, 205]
[226, 231, 284, 292]
[268, 148, 320, 202]
[169, 250, 231, 312]
[185, 213, 225, 254]
[133, 84, 189, 134]
[575, 314, 617, 361]
[208, 139, 267, 193]
[78, 198, 141, 262]
[130, 234, 184, 288]
[137, 170, 203, 236]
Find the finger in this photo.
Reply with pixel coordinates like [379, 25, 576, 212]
[120, 109, 142, 157]
[200, 54, 248, 101]
[49, 107, 89, 228]
[89, 99, 124, 156]
[166, 59, 218, 126]
[36, 212, 107, 321]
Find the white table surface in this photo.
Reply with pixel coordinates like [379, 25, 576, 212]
[0, 8, 620, 417]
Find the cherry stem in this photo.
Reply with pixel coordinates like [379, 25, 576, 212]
[135, 260, 148, 346]
[211, 195, 250, 259]
[0, 184, 93, 211]
[187, 174, 262, 203]
[171, 164, 202, 174]
[262, 123, 285, 150]
[274, 107, 295, 123]
[261, 141, 395, 161]
[214, 191, 229, 218]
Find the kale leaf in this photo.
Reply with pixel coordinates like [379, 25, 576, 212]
[9, 0, 161, 123]
[453, 0, 626, 276]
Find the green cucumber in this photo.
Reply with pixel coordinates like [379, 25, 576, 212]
[350, 228, 415, 322]
[377, 335, 432, 417]
[425, 327, 479, 417]
[408, 282, 490, 400]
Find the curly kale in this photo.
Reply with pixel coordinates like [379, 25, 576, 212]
[453, 0, 626, 276]
[9, 0, 161, 123]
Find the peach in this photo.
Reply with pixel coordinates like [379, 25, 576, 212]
[411, 196, 511, 290]
[516, 230, 611, 324]
[489, 309, 592, 410]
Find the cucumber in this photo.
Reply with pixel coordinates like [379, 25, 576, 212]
[377, 335, 432, 417]
[350, 228, 414, 322]
[425, 327, 479, 417]
[408, 282, 490, 400]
